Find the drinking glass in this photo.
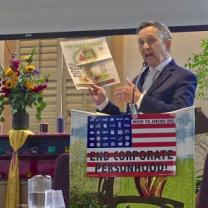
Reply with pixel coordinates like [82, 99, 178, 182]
[53, 190, 65, 208]
[44, 190, 66, 208]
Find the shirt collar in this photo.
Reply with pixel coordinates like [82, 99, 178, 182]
[150, 57, 172, 72]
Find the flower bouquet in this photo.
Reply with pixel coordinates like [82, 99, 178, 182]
[0, 48, 49, 123]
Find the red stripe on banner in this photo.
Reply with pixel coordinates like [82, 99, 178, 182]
[87, 161, 176, 167]
[87, 171, 175, 177]
[87, 151, 177, 158]
[132, 142, 176, 147]
[132, 123, 176, 128]
[132, 133, 176, 137]
[132, 114, 175, 119]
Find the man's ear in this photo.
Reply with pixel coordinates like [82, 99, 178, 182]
[165, 39, 171, 52]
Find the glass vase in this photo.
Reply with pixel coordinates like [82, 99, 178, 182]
[12, 111, 29, 130]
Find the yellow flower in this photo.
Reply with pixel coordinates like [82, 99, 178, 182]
[4, 80, 15, 88]
[23, 55, 29, 59]
[4, 68, 14, 77]
[25, 65, 36, 73]
[23, 55, 30, 61]
[24, 81, 34, 90]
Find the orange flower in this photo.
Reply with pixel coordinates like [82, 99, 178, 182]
[25, 65, 36, 73]
[24, 81, 34, 90]
[13, 74, 18, 82]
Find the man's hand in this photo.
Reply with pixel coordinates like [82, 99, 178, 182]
[89, 84, 107, 105]
[114, 78, 142, 103]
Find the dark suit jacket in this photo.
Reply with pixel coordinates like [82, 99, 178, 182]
[100, 60, 197, 115]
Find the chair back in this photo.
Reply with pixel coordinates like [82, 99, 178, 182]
[52, 153, 69, 208]
[196, 154, 208, 208]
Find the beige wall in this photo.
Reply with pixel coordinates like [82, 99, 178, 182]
[171, 31, 208, 66]
[122, 31, 208, 81]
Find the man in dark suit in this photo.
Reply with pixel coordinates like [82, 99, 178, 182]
[89, 21, 197, 115]
[89, 21, 197, 199]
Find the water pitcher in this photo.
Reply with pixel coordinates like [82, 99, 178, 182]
[28, 175, 52, 208]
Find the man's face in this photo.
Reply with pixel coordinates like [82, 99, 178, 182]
[137, 26, 171, 67]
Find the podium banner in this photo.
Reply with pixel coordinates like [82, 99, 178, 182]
[87, 113, 176, 177]
[70, 107, 195, 208]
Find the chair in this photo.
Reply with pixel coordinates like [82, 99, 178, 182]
[196, 154, 208, 208]
[52, 153, 70, 208]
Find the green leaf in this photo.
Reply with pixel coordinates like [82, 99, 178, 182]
[185, 38, 208, 99]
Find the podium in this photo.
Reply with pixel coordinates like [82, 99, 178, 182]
[70, 108, 196, 208]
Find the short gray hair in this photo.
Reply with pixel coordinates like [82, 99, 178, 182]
[136, 21, 172, 40]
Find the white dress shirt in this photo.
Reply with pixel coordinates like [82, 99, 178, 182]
[136, 57, 172, 110]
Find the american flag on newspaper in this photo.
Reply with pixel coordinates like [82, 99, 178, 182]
[87, 114, 176, 177]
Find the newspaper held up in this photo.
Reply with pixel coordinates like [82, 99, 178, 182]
[60, 37, 120, 89]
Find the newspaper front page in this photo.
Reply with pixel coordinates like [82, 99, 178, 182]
[61, 37, 120, 89]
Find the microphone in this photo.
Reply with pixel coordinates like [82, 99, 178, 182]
[127, 61, 147, 115]
[127, 86, 138, 115]
[129, 93, 138, 115]
[143, 61, 148, 67]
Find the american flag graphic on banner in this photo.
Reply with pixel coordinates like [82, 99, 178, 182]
[87, 114, 176, 177]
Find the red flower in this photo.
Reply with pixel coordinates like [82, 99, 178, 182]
[32, 83, 48, 93]
[10, 56, 20, 71]
[1, 87, 11, 96]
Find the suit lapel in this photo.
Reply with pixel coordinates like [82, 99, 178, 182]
[146, 60, 176, 95]
[136, 67, 149, 91]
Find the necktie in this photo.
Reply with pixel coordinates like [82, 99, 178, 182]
[142, 68, 158, 93]
[136, 67, 149, 91]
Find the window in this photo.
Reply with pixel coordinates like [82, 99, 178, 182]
[17, 38, 97, 133]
